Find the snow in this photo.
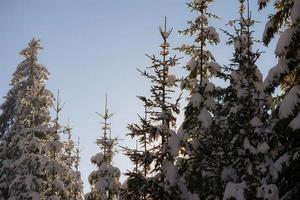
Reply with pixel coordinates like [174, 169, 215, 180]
[293, 151, 300, 160]
[197, 107, 212, 129]
[204, 82, 215, 93]
[262, 19, 274, 42]
[275, 28, 293, 56]
[291, 0, 300, 23]
[257, 142, 270, 154]
[206, 26, 220, 43]
[278, 85, 300, 119]
[52, 178, 64, 191]
[223, 182, 246, 200]
[207, 62, 221, 73]
[29, 192, 40, 200]
[202, 50, 213, 59]
[167, 74, 177, 86]
[187, 58, 197, 71]
[256, 184, 279, 200]
[221, 166, 237, 182]
[167, 130, 180, 157]
[243, 137, 256, 154]
[95, 179, 108, 192]
[204, 96, 216, 109]
[164, 161, 178, 186]
[250, 116, 263, 127]
[289, 111, 300, 131]
[264, 58, 289, 89]
[195, 15, 207, 23]
[190, 92, 203, 108]
[274, 153, 289, 172]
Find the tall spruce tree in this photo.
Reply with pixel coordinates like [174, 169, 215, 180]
[61, 122, 84, 199]
[85, 96, 121, 200]
[43, 91, 69, 199]
[0, 39, 73, 199]
[123, 18, 196, 200]
[220, 1, 275, 199]
[120, 104, 151, 200]
[176, 0, 225, 198]
[258, 0, 300, 198]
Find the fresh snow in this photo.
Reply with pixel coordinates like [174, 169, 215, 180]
[167, 130, 180, 157]
[257, 184, 279, 200]
[164, 161, 178, 186]
[278, 85, 300, 119]
[197, 107, 212, 129]
[250, 116, 263, 127]
[275, 28, 293, 56]
[274, 153, 289, 172]
[264, 58, 289, 89]
[291, 0, 300, 23]
[221, 166, 237, 182]
[289, 111, 300, 131]
[191, 92, 203, 108]
[257, 142, 270, 154]
[167, 74, 177, 86]
[223, 182, 246, 200]
[243, 137, 256, 154]
[262, 19, 274, 42]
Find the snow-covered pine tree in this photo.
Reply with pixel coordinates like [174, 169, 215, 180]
[176, 0, 225, 198]
[0, 38, 67, 199]
[127, 18, 195, 200]
[85, 96, 121, 200]
[55, 113, 83, 200]
[61, 131, 83, 200]
[72, 138, 84, 200]
[221, 1, 275, 199]
[43, 91, 67, 199]
[120, 104, 151, 200]
[258, 0, 300, 198]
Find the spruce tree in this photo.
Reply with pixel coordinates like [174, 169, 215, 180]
[259, 0, 300, 198]
[43, 91, 68, 199]
[0, 39, 82, 200]
[120, 104, 151, 200]
[221, 1, 275, 199]
[85, 96, 121, 200]
[123, 18, 196, 200]
[0, 39, 68, 199]
[176, 0, 225, 198]
[60, 121, 84, 199]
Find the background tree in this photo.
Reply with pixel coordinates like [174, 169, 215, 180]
[221, 1, 275, 199]
[125, 17, 196, 200]
[259, 0, 300, 198]
[120, 104, 151, 200]
[176, 0, 225, 198]
[85, 96, 121, 200]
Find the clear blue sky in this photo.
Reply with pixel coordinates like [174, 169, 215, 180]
[0, 0, 277, 193]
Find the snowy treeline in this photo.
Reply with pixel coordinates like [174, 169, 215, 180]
[0, 0, 299, 199]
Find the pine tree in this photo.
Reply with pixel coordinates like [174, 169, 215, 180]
[176, 0, 225, 198]
[0, 38, 66, 199]
[0, 39, 82, 200]
[72, 138, 84, 200]
[85, 96, 121, 200]
[259, 0, 300, 198]
[43, 91, 69, 199]
[62, 126, 84, 200]
[221, 1, 275, 199]
[120, 104, 151, 200]
[123, 18, 196, 200]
